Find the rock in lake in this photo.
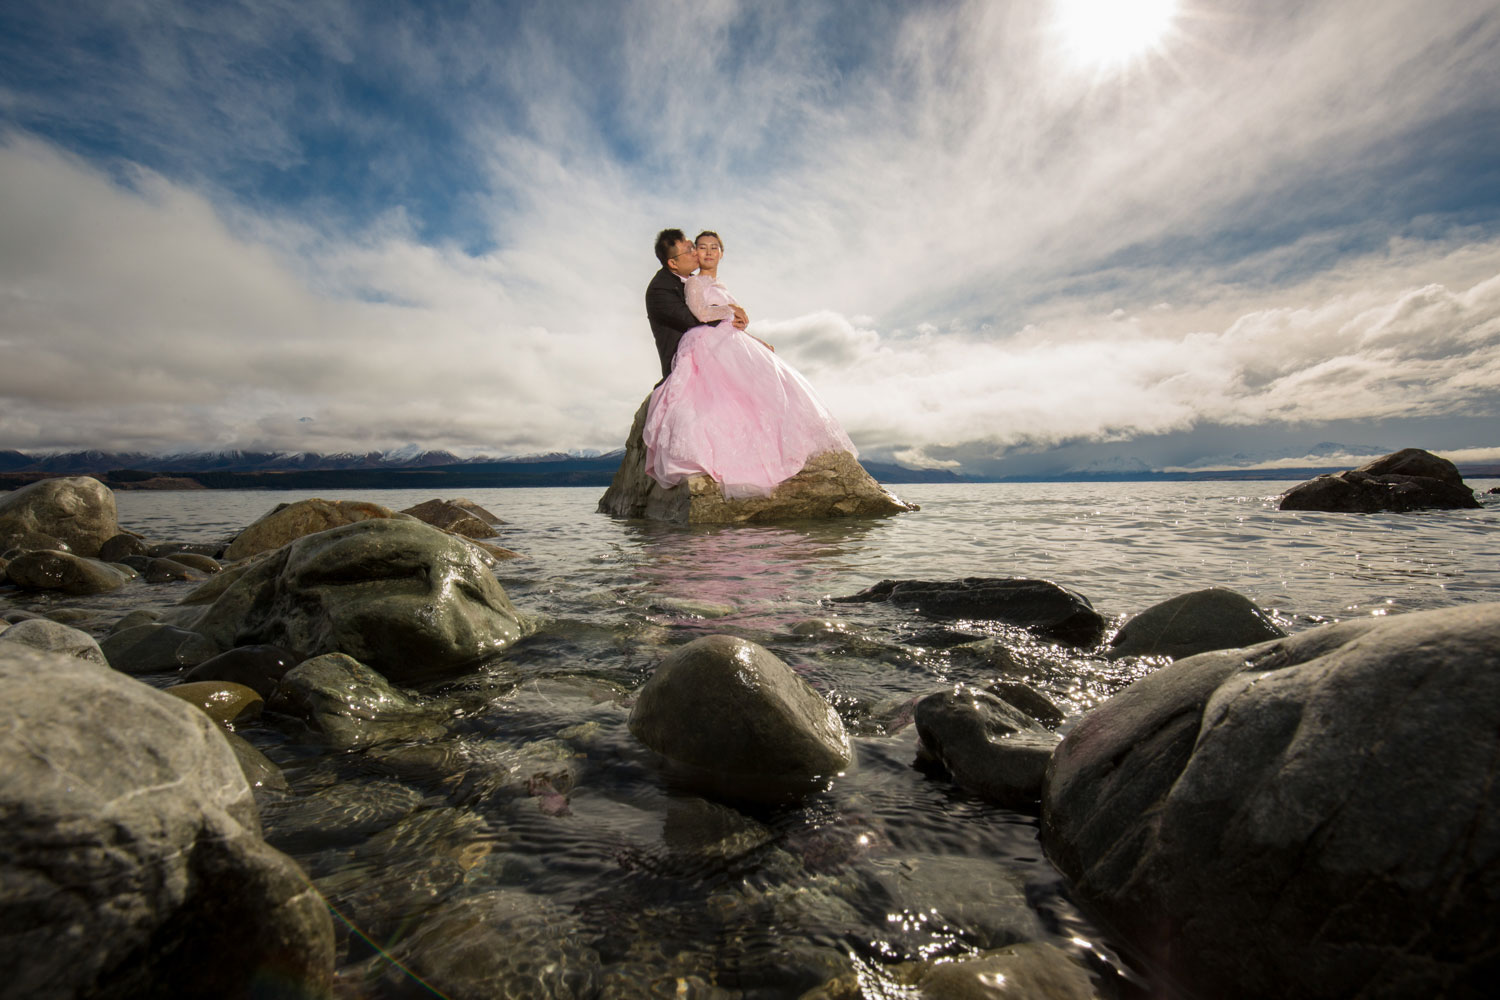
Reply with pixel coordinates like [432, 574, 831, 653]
[0, 643, 333, 999]
[0, 476, 118, 557]
[0, 617, 107, 665]
[834, 577, 1106, 647]
[192, 518, 524, 684]
[1279, 447, 1480, 512]
[1108, 587, 1286, 660]
[222, 497, 407, 561]
[629, 634, 852, 800]
[267, 652, 441, 748]
[98, 531, 150, 562]
[1042, 603, 1500, 1000]
[165, 680, 265, 729]
[5, 548, 133, 594]
[914, 685, 1061, 807]
[401, 497, 505, 537]
[182, 644, 297, 699]
[101, 622, 219, 675]
[598, 395, 916, 523]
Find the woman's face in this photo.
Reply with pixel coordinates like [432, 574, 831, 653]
[695, 237, 723, 270]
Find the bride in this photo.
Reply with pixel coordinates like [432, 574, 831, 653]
[643, 231, 858, 499]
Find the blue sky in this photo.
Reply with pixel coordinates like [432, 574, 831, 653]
[2, 0, 1498, 475]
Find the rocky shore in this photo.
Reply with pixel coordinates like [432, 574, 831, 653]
[2, 470, 1496, 998]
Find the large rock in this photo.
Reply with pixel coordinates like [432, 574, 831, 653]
[0, 476, 118, 556]
[834, 577, 1106, 646]
[1280, 447, 1480, 512]
[597, 395, 916, 523]
[4, 549, 133, 594]
[0, 643, 333, 998]
[1042, 603, 1500, 1000]
[193, 518, 523, 684]
[914, 685, 1062, 807]
[222, 497, 406, 561]
[101, 622, 219, 675]
[629, 634, 852, 800]
[1108, 587, 1286, 660]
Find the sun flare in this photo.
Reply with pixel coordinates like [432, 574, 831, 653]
[1053, 0, 1178, 70]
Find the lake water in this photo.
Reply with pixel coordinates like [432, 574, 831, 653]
[11, 481, 1500, 997]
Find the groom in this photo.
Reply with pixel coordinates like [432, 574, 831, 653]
[646, 228, 746, 380]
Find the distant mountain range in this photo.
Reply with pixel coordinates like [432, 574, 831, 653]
[1, 447, 1492, 490]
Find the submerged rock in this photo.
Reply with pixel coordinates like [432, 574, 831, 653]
[597, 395, 916, 523]
[629, 634, 852, 800]
[267, 652, 440, 748]
[5, 549, 133, 594]
[1279, 447, 1480, 512]
[0, 643, 333, 998]
[1042, 602, 1500, 1000]
[191, 518, 524, 684]
[914, 685, 1061, 807]
[834, 577, 1106, 647]
[1108, 587, 1286, 660]
[0, 475, 118, 557]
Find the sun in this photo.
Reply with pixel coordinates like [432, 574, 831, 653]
[1052, 0, 1179, 70]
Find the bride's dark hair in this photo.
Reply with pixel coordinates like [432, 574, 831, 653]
[694, 230, 723, 251]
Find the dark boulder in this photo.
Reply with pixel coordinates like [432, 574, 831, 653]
[1108, 587, 1286, 660]
[1280, 448, 1479, 512]
[1042, 603, 1500, 1000]
[914, 685, 1061, 807]
[834, 577, 1106, 646]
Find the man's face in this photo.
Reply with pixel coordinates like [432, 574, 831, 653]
[666, 239, 698, 276]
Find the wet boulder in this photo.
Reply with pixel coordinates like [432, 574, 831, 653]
[0, 476, 118, 557]
[98, 532, 150, 562]
[914, 685, 1062, 807]
[267, 652, 441, 748]
[182, 644, 297, 700]
[1280, 447, 1480, 512]
[834, 577, 1106, 646]
[598, 394, 916, 523]
[629, 634, 852, 800]
[101, 623, 219, 675]
[5, 549, 133, 595]
[192, 518, 524, 684]
[222, 497, 408, 561]
[0, 643, 334, 998]
[165, 680, 265, 729]
[0, 617, 107, 665]
[1042, 603, 1500, 1000]
[1108, 587, 1286, 660]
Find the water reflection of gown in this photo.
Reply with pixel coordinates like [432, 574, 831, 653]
[643, 273, 857, 499]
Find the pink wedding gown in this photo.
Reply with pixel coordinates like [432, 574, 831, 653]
[643, 274, 857, 499]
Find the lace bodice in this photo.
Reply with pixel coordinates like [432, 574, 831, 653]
[685, 274, 737, 325]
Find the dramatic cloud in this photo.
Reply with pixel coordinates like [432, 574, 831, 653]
[1, 0, 1497, 467]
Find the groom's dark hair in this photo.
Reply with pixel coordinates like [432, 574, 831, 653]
[654, 228, 687, 265]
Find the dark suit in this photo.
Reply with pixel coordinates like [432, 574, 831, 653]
[645, 265, 703, 379]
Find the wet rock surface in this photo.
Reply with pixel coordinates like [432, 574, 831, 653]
[0, 643, 333, 999]
[192, 518, 524, 684]
[914, 685, 1062, 807]
[0, 476, 118, 556]
[1043, 602, 1500, 1000]
[1108, 586, 1286, 660]
[100, 622, 219, 674]
[629, 634, 853, 800]
[222, 497, 408, 561]
[401, 497, 505, 537]
[834, 577, 1107, 646]
[1280, 447, 1481, 512]
[598, 395, 917, 523]
[267, 651, 441, 748]
[5, 548, 133, 594]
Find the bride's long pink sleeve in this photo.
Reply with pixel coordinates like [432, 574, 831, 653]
[685, 275, 737, 324]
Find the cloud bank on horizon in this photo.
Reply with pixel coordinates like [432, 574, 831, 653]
[2, 0, 1498, 475]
